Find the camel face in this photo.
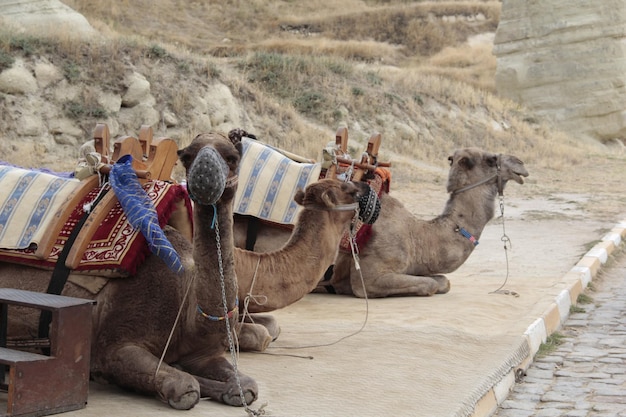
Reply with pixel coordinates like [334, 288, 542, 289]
[294, 179, 368, 209]
[178, 132, 242, 203]
[446, 148, 529, 194]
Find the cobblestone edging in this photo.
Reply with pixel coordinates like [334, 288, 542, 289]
[469, 219, 626, 417]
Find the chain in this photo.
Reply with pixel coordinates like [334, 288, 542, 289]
[489, 195, 519, 297]
[213, 211, 265, 416]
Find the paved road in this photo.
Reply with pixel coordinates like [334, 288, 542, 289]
[494, 248, 626, 417]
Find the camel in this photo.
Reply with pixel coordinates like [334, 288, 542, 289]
[235, 148, 529, 298]
[0, 131, 260, 410]
[234, 179, 370, 352]
[327, 147, 529, 297]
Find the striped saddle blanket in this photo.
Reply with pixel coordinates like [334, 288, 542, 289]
[0, 166, 82, 250]
[234, 138, 322, 225]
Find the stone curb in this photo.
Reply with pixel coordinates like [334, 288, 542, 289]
[469, 219, 626, 417]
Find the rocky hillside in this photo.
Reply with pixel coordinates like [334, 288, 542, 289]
[0, 0, 617, 187]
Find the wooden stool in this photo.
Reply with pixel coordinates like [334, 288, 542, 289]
[0, 289, 95, 417]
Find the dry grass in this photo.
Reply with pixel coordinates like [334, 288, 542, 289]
[3, 1, 618, 185]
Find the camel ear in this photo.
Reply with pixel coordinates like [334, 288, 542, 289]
[177, 144, 193, 169]
[227, 129, 251, 156]
[458, 156, 475, 170]
[321, 189, 337, 208]
[294, 189, 305, 206]
[485, 154, 498, 167]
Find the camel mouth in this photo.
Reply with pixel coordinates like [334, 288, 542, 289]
[511, 169, 529, 185]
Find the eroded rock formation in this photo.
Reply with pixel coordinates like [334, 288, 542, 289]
[494, 1, 626, 143]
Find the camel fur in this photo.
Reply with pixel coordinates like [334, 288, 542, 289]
[235, 148, 529, 298]
[0, 132, 259, 410]
[235, 180, 367, 350]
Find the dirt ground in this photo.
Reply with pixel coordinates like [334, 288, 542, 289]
[53, 153, 626, 417]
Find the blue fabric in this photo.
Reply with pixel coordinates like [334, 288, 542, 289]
[110, 155, 183, 273]
[0, 161, 75, 178]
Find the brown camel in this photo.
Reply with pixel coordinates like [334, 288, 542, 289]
[327, 148, 529, 297]
[234, 179, 369, 351]
[0, 132, 260, 410]
[235, 148, 529, 298]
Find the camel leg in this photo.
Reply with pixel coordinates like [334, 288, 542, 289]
[101, 344, 201, 410]
[327, 255, 357, 296]
[350, 269, 451, 298]
[179, 355, 258, 406]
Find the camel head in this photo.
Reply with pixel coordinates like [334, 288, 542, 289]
[446, 148, 529, 195]
[177, 131, 243, 204]
[294, 179, 372, 218]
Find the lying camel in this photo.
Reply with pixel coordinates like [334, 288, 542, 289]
[0, 131, 259, 410]
[328, 147, 529, 297]
[234, 179, 370, 351]
[234, 148, 529, 298]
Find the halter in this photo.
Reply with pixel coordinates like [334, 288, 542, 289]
[303, 202, 359, 212]
[450, 154, 504, 196]
[225, 174, 239, 189]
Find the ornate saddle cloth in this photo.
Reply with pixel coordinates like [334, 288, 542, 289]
[0, 176, 192, 277]
[234, 138, 322, 225]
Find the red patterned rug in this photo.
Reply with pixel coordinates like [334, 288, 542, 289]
[0, 180, 192, 277]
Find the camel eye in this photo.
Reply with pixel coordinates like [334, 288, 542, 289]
[448, 156, 453, 166]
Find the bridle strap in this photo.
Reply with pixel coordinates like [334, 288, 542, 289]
[450, 173, 497, 196]
[303, 202, 358, 212]
[225, 174, 239, 189]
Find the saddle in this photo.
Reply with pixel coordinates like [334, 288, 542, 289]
[236, 126, 392, 250]
[0, 124, 192, 278]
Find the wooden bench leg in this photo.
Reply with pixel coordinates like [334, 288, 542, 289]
[0, 289, 95, 417]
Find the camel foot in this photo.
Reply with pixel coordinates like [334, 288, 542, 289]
[431, 275, 451, 294]
[222, 373, 258, 406]
[222, 388, 257, 407]
[167, 389, 200, 410]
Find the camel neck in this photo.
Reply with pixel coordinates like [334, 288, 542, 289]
[441, 186, 497, 239]
[192, 202, 237, 310]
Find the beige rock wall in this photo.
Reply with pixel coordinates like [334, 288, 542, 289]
[493, 0, 626, 143]
[0, 0, 97, 38]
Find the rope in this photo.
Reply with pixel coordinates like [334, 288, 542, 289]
[241, 258, 268, 324]
[155, 261, 196, 378]
[264, 208, 369, 354]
